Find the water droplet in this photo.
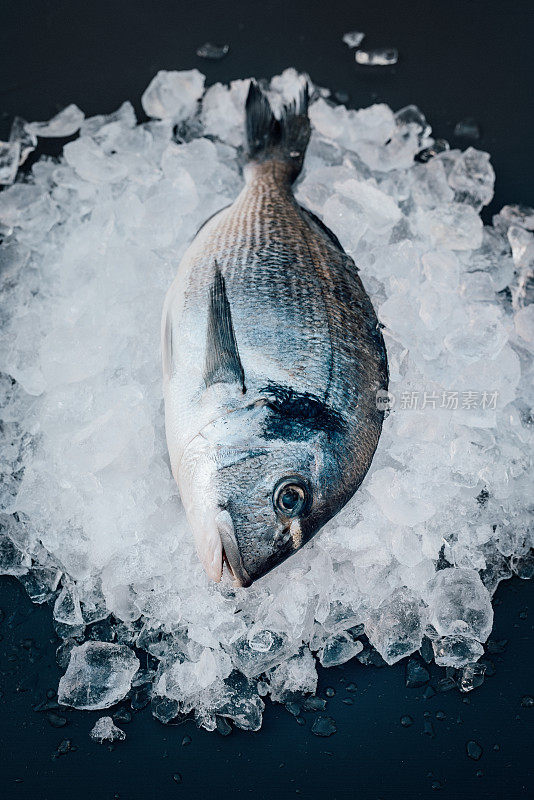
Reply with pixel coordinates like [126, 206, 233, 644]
[311, 716, 337, 737]
[466, 740, 483, 760]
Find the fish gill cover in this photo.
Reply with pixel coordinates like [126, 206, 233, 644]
[0, 69, 532, 731]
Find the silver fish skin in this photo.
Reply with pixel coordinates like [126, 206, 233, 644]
[162, 81, 388, 587]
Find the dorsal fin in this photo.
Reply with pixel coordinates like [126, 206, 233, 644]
[203, 264, 246, 393]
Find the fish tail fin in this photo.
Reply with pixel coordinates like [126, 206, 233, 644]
[245, 80, 310, 182]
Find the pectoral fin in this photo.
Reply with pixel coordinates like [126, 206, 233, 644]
[203, 265, 246, 393]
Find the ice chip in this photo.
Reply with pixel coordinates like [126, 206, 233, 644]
[453, 118, 481, 141]
[58, 642, 140, 710]
[64, 136, 129, 183]
[319, 632, 364, 667]
[9, 117, 37, 165]
[213, 673, 265, 731]
[311, 716, 337, 736]
[395, 105, 431, 143]
[425, 568, 493, 643]
[448, 147, 495, 209]
[432, 635, 485, 667]
[355, 47, 398, 66]
[141, 69, 205, 122]
[27, 104, 84, 138]
[201, 79, 250, 147]
[90, 716, 126, 743]
[196, 42, 229, 60]
[268, 649, 318, 702]
[342, 31, 365, 48]
[493, 204, 534, 233]
[0, 142, 21, 185]
[415, 203, 483, 250]
[458, 661, 486, 692]
[365, 588, 424, 664]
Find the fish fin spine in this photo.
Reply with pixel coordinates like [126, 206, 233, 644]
[203, 263, 246, 393]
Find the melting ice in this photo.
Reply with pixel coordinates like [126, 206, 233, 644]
[0, 68, 532, 733]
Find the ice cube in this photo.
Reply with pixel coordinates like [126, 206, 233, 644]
[196, 42, 229, 60]
[54, 582, 84, 627]
[0, 514, 31, 575]
[493, 204, 534, 233]
[0, 142, 21, 185]
[453, 118, 481, 141]
[318, 632, 364, 667]
[90, 716, 126, 743]
[424, 568, 493, 642]
[432, 635, 485, 667]
[448, 147, 495, 209]
[268, 649, 318, 702]
[365, 588, 424, 664]
[405, 657, 430, 687]
[458, 662, 486, 692]
[141, 69, 205, 122]
[58, 642, 139, 710]
[80, 101, 136, 138]
[63, 136, 129, 183]
[27, 104, 84, 138]
[311, 716, 337, 736]
[9, 117, 37, 165]
[342, 31, 365, 48]
[355, 48, 398, 66]
[213, 673, 265, 731]
[201, 79, 250, 147]
[414, 203, 483, 250]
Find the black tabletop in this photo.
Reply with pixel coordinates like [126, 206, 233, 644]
[0, 2, 533, 799]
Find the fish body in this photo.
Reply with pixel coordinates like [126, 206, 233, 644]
[162, 82, 388, 586]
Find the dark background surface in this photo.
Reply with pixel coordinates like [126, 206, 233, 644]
[0, 1, 533, 798]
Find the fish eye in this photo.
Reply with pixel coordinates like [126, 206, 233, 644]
[273, 477, 309, 518]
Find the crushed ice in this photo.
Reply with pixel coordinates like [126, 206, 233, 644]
[0, 68, 532, 733]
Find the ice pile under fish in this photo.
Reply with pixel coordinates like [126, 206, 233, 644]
[0, 68, 532, 732]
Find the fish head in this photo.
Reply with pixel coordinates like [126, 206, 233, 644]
[178, 394, 350, 586]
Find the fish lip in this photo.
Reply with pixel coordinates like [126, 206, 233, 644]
[217, 510, 252, 588]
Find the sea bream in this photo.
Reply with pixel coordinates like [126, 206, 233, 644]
[162, 81, 388, 587]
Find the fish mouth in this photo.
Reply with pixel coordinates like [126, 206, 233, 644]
[216, 509, 252, 588]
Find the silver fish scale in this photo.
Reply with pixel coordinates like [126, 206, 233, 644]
[182, 165, 385, 446]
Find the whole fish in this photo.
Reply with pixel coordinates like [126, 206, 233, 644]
[162, 81, 388, 587]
